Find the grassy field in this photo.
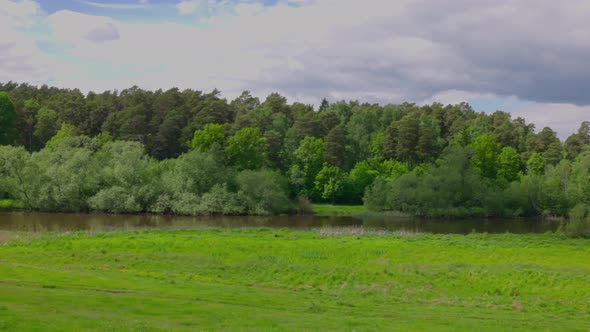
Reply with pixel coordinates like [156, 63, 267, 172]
[312, 204, 367, 216]
[0, 228, 589, 331]
[0, 199, 24, 211]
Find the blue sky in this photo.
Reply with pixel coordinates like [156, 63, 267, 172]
[39, 1, 210, 24]
[39, 0, 283, 23]
[2, 0, 590, 138]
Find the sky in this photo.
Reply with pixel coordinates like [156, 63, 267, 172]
[1, 0, 590, 139]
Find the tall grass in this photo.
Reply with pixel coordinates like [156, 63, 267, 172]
[560, 203, 590, 237]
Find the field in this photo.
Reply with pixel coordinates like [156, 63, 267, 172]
[0, 228, 589, 331]
[311, 204, 367, 216]
[0, 199, 24, 211]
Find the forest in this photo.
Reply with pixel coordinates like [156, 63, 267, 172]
[0, 82, 589, 225]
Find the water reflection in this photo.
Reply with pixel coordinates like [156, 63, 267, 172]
[0, 212, 559, 234]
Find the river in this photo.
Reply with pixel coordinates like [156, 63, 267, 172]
[0, 212, 559, 234]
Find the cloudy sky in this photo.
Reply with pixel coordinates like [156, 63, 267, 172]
[1, 0, 589, 138]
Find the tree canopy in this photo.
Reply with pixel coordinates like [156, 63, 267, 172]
[0, 82, 589, 218]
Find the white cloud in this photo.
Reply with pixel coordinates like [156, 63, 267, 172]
[0, 0, 41, 28]
[85, 22, 120, 43]
[176, 0, 201, 15]
[175, 0, 259, 21]
[0, 0, 51, 84]
[511, 103, 590, 140]
[79, 1, 149, 10]
[420, 90, 500, 106]
[46, 10, 120, 45]
[2, 0, 590, 138]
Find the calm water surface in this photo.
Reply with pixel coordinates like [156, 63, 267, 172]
[0, 212, 559, 234]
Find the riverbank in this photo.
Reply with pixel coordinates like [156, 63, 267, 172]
[310, 203, 367, 216]
[0, 229, 588, 331]
[0, 199, 24, 211]
[0, 200, 368, 217]
[0, 200, 565, 221]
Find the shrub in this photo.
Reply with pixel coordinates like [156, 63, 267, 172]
[197, 184, 244, 215]
[171, 192, 201, 216]
[237, 170, 291, 215]
[88, 187, 141, 213]
[561, 204, 590, 237]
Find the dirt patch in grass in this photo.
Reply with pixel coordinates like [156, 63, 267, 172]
[0, 231, 15, 244]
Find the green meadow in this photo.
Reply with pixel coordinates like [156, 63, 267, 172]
[311, 204, 367, 216]
[0, 228, 589, 331]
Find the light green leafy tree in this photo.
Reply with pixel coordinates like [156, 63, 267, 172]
[470, 134, 500, 179]
[191, 123, 226, 151]
[315, 164, 345, 203]
[526, 153, 545, 175]
[497, 147, 521, 182]
[292, 136, 325, 198]
[225, 127, 268, 170]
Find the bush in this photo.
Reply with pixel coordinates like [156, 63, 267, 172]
[197, 184, 244, 215]
[237, 170, 291, 215]
[171, 192, 201, 216]
[88, 187, 141, 213]
[149, 194, 173, 214]
[296, 196, 313, 214]
[561, 204, 590, 237]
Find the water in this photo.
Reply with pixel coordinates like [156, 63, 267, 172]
[0, 212, 559, 234]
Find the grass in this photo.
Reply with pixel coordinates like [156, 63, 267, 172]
[312, 203, 367, 216]
[0, 199, 24, 211]
[0, 228, 589, 331]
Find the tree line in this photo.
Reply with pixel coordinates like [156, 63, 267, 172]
[0, 82, 589, 223]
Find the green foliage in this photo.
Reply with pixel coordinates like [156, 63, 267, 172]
[0, 199, 24, 210]
[417, 114, 442, 161]
[236, 169, 291, 215]
[292, 136, 325, 197]
[2, 82, 590, 216]
[543, 141, 563, 166]
[191, 123, 226, 151]
[526, 153, 545, 175]
[497, 147, 521, 182]
[151, 110, 186, 159]
[198, 184, 244, 215]
[378, 159, 410, 180]
[33, 108, 59, 147]
[369, 131, 385, 160]
[0, 92, 17, 145]
[225, 127, 268, 170]
[561, 204, 590, 237]
[523, 160, 572, 216]
[531, 127, 560, 153]
[170, 192, 201, 215]
[563, 123, 589, 160]
[566, 151, 590, 206]
[347, 161, 379, 203]
[364, 147, 533, 217]
[88, 186, 142, 213]
[314, 164, 345, 203]
[346, 106, 380, 162]
[30, 138, 100, 212]
[363, 176, 391, 211]
[0, 146, 34, 209]
[384, 113, 420, 163]
[44, 123, 79, 151]
[470, 134, 500, 179]
[324, 125, 347, 168]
